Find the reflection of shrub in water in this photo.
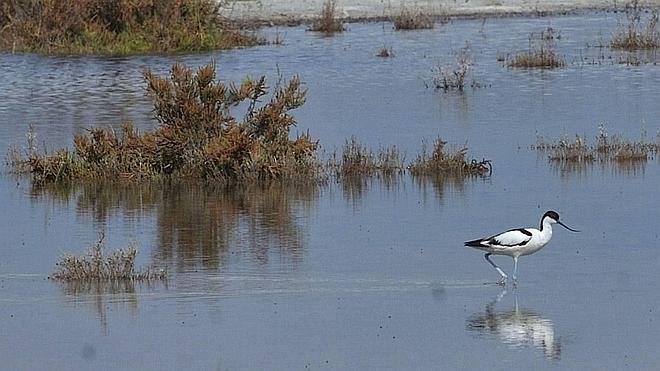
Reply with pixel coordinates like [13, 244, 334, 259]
[32, 182, 317, 271]
[156, 182, 316, 270]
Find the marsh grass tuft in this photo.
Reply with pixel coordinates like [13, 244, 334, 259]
[507, 28, 565, 68]
[327, 137, 405, 178]
[0, 0, 259, 55]
[535, 124, 659, 164]
[392, 7, 434, 30]
[611, 5, 659, 50]
[309, 0, 344, 34]
[51, 233, 165, 281]
[409, 137, 492, 177]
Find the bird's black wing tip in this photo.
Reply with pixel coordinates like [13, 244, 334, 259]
[464, 239, 483, 247]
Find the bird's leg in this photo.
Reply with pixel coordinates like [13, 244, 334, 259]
[512, 256, 519, 287]
[484, 253, 508, 285]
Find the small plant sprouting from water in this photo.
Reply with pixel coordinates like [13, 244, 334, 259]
[431, 46, 479, 91]
[610, 6, 659, 50]
[392, 6, 435, 30]
[377, 45, 394, 58]
[309, 0, 345, 34]
[506, 27, 566, 68]
[51, 233, 166, 281]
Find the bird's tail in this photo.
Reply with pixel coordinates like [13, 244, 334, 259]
[464, 239, 484, 247]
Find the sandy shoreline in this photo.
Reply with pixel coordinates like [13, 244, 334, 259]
[222, 0, 660, 24]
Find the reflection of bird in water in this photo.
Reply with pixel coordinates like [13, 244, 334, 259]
[464, 210, 579, 285]
[466, 290, 561, 361]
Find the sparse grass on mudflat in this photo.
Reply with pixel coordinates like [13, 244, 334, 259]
[534, 125, 660, 164]
[309, 0, 344, 34]
[51, 234, 165, 281]
[0, 0, 259, 55]
[610, 6, 659, 50]
[507, 28, 565, 68]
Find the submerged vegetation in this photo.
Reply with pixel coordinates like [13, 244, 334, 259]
[51, 234, 165, 281]
[534, 125, 660, 166]
[309, 0, 344, 34]
[506, 28, 565, 68]
[0, 0, 258, 54]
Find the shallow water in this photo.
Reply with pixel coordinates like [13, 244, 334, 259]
[1, 12, 660, 370]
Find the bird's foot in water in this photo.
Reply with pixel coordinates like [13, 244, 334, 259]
[496, 277, 507, 286]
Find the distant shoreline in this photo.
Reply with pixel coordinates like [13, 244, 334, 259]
[222, 0, 660, 25]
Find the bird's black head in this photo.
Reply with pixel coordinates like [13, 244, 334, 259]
[542, 210, 580, 232]
[543, 210, 560, 222]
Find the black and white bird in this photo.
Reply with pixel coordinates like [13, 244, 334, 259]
[464, 211, 579, 285]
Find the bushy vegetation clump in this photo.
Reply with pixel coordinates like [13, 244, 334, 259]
[0, 0, 259, 54]
[15, 62, 321, 184]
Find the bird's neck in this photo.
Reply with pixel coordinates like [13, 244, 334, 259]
[539, 218, 553, 234]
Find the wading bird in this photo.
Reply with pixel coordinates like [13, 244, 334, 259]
[464, 211, 579, 285]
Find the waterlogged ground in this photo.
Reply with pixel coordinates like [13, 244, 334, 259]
[1, 12, 660, 370]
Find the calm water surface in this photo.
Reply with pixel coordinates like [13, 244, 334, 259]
[1, 12, 660, 370]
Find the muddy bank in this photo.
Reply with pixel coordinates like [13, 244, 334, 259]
[221, 0, 660, 25]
